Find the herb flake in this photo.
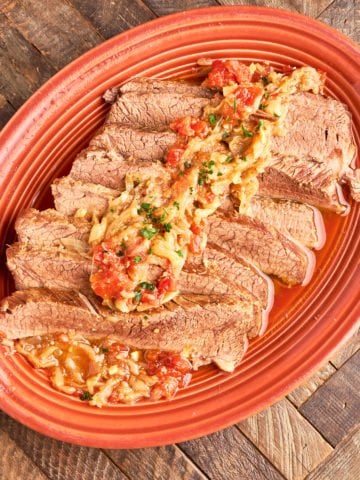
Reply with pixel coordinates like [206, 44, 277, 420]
[140, 226, 158, 239]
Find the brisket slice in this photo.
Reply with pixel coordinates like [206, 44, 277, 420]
[90, 124, 176, 162]
[258, 156, 350, 214]
[52, 177, 119, 217]
[6, 243, 263, 339]
[0, 288, 255, 370]
[14, 209, 272, 310]
[249, 196, 326, 250]
[207, 213, 315, 286]
[106, 92, 216, 129]
[119, 77, 214, 98]
[272, 92, 355, 176]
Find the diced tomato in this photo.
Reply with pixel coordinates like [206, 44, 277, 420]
[251, 64, 271, 82]
[207, 60, 252, 88]
[107, 343, 130, 363]
[166, 146, 186, 168]
[157, 276, 176, 296]
[190, 223, 202, 235]
[170, 117, 209, 138]
[234, 85, 263, 107]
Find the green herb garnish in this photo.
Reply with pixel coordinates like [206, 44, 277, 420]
[256, 120, 264, 131]
[264, 92, 270, 99]
[139, 282, 155, 291]
[184, 161, 191, 169]
[241, 156, 247, 162]
[241, 125, 254, 138]
[140, 227, 158, 239]
[133, 255, 142, 263]
[134, 290, 142, 302]
[163, 222, 172, 232]
[100, 346, 109, 353]
[225, 156, 234, 164]
[208, 113, 217, 126]
[261, 76, 270, 85]
[80, 391, 93, 401]
[258, 103, 265, 110]
[176, 250, 184, 257]
[173, 201, 180, 210]
[233, 97, 237, 113]
[273, 112, 280, 118]
[116, 250, 124, 257]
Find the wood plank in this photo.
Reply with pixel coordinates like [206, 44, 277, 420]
[0, 412, 128, 480]
[216, 1, 332, 17]
[300, 351, 360, 447]
[307, 426, 360, 480]
[179, 425, 285, 480]
[238, 398, 333, 480]
[317, 0, 360, 41]
[71, 0, 156, 39]
[107, 444, 207, 480]
[143, 0, 219, 16]
[0, 430, 48, 480]
[0, 94, 16, 129]
[330, 327, 360, 368]
[0, 13, 55, 108]
[287, 362, 336, 408]
[1, 0, 103, 71]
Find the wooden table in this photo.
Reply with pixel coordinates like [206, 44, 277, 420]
[0, 2, 359, 479]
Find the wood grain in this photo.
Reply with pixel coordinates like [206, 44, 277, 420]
[1, 0, 103, 70]
[0, 13, 55, 108]
[107, 444, 207, 480]
[238, 399, 333, 480]
[0, 94, 15, 129]
[0, 412, 128, 480]
[179, 425, 285, 480]
[300, 351, 360, 447]
[0, 430, 48, 480]
[330, 327, 360, 368]
[318, 0, 360, 41]
[216, 1, 334, 17]
[307, 426, 360, 480]
[287, 362, 336, 408]
[143, 0, 219, 15]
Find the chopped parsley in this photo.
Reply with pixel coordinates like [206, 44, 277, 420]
[143, 315, 148, 320]
[176, 249, 184, 257]
[139, 282, 155, 291]
[163, 222, 172, 232]
[261, 76, 270, 86]
[120, 241, 127, 249]
[110, 207, 115, 213]
[80, 391, 93, 401]
[178, 170, 184, 176]
[225, 156, 234, 164]
[173, 201, 180, 210]
[189, 186, 194, 195]
[116, 250, 124, 257]
[217, 172, 224, 176]
[208, 113, 217, 126]
[184, 161, 191, 169]
[233, 97, 237, 113]
[273, 112, 280, 118]
[140, 226, 158, 239]
[222, 131, 230, 139]
[264, 92, 270, 99]
[100, 346, 109, 353]
[148, 247, 153, 255]
[241, 156, 247, 162]
[258, 103, 265, 111]
[134, 290, 142, 302]
[241, 125, 254, 138]
[133, 255, 142, 263]
[256, 120, 264, 131]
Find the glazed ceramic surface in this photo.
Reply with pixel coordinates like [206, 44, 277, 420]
[0, 7, 359, 447]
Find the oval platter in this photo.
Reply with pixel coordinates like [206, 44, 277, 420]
[0, 6, 359, 448]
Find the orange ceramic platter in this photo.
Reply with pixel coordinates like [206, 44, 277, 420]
[0, 7, 359, 448]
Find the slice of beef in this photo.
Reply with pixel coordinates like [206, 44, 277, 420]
[187, 243, 274, 313]
[6, 242, 264, 339]
[207, 213, 315, 286]
[106, 92, 214, 129]
[272, 92, 355, 177]
[7, 243, 93, 292]
[70, 144, 166, 190]
[52, 177, 119, 217]
[15, 208, 91, 247]
[249, 196, 326, 249]
[119, 78, 214, 98]
[258, 155, 350, 213]
[90, 124, 176, 162]
[0, 288, 255, 370]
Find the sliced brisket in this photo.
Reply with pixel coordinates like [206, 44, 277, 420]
[107, 92, 215, 129]
[249, 196, 326, 249]
[0, 288, 254, 370]
[119, 77, 214, 98]
[207, 213, 315, 286]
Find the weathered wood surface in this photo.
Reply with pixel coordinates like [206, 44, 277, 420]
[0, 1, 359, 479]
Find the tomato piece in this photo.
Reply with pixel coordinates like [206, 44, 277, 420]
[235, 85, 263, 107]
[107, 343, 129, 363]
[166, 146, 186, 168]
[190, 223, 202, 235]
[207, 60, 252, 88]
[170, 117, 209, 138]
[157, 276, 176, 296]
